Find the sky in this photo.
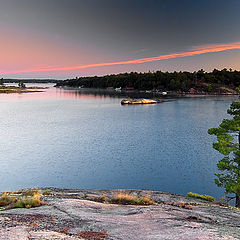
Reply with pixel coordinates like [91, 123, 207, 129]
[0, 0, 240, 79]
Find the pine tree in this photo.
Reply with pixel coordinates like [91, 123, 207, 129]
[18, 81, 26, 88]
[208, 101, 240, 207]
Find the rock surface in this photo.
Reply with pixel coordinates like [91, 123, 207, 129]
[0, 188, 240, 239]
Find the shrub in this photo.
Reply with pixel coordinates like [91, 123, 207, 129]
[95, 193, 107, 203]
[0, 190, 45, 210]
[14, 192, 42, 208]
[0, 193, 17, 207]
[187, 192, 215, 202]
[83, 193, 89, 199]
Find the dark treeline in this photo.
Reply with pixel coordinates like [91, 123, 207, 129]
[56, 68, 240, 93]
[1, 79, 60, 84]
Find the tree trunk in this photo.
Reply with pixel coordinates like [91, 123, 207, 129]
[239, 131, 240, 149]
[236, 132, 240, 208]
[238, 132, 240, 208]
[236, 195, 240, 208]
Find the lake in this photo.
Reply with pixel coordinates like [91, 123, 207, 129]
[0, 85, 238, 200]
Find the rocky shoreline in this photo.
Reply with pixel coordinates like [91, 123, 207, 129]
[1, 188, 240, 239]
[0, 86, 47, 94]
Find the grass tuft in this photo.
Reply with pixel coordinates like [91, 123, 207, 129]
[110, 193, 156, 205]
[78, 231, 108, 239]
[187, 192, 215, 202]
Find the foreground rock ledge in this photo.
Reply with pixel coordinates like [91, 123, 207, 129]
[0, 188, 240, 240]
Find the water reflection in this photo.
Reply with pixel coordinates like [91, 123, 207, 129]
[0, 84, 238, 102]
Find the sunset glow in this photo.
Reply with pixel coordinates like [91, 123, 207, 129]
[1, 42, 240, 75]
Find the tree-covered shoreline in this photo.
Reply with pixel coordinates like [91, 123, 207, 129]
[55, 68, 240, 95]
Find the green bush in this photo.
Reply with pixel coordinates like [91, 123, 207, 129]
[42, 189, 52, 195]
[187, 192, 215, 202]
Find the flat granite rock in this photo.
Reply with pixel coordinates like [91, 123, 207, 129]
[0, 188, 240, 240]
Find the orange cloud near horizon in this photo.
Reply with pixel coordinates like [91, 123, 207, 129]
[1, 42, 240, 75]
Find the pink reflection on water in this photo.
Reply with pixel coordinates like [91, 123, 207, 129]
[0, 86, 111, 101]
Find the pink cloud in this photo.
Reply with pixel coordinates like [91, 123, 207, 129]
[1, 42, 240, 75]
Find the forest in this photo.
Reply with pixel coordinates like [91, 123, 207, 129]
[55, 69, 240, 94]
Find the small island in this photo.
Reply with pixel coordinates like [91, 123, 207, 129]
[0, 84, 47, 94]
[0, 78, 59, 94]
[121, 98, 163, 105]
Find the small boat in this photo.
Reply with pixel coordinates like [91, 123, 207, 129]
[121, 99, 163, 105]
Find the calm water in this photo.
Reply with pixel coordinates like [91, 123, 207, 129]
[0, 85, 238, 199]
